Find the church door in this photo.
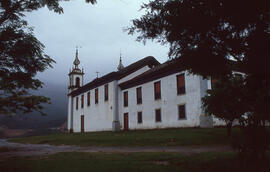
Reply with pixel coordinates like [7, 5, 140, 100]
[124, 113, 129, 130]
[81, 115, 84, 133]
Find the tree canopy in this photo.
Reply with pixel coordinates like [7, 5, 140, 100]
[128, 0, 270, 77]
[128, 0, 270, 157]
[202, 75, 245, 136]
[0, 0, 96, 115]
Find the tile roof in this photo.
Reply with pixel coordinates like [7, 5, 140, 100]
[69, 56, 160, 97]
[119, 58, 185, 90]
[118, 57, 240, 90]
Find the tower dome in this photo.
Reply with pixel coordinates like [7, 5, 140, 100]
[117, 54, 124, 71]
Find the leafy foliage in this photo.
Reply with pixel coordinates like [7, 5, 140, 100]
[202, 75, 245, 135]
[0, 0, 96, 115]
[128, 0, 270, 158]
[128, 0, 270, 76]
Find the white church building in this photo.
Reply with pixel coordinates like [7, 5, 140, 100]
[67, 49, 221, 133]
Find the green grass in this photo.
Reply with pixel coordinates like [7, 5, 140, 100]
[0, 152, 269, 172]
[9, 128, 239, 147]
[0, 147, 18, 153]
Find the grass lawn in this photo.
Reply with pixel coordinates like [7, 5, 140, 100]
[9, 128, 239, 147]
[0, 147, 18, 153]
[0, 152, 269, 172]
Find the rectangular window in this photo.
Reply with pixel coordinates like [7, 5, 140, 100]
[104, 84, 108, 101]
[155, 109, 161, 122]
[76, 97, 78, 110]
[178, 105, 186, 119]
[123, 91, 128, 107]
[136, 87, 142, 104]
[95, 88, 98, 104]
[177, 74, 185, 95]
[154, 81, 161, 100]
[87, 92, 90, 106]
[137, 111, 142, 124]
[81, 94, 84, 108]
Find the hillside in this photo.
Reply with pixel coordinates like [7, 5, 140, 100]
[0, 82, 67, 130]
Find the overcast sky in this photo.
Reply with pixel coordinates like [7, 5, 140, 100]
[25, 0, 169, 86]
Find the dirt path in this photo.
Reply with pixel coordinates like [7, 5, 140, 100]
[0, 139, 233, 159]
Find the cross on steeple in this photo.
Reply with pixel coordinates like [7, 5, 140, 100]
[96, 71, 99, 78]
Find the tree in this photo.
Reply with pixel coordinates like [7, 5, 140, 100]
[128, 0, 270, 158]
[128, 0, 269, 75]
[202, 75, 245, 136]
[0, 0, 96, 115]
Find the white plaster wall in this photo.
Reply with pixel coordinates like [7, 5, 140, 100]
[71, 66, 157, 132]
[69, 68, 218, 132]
[67, 96, 72, 130]
[118, 66, 150, 84]
[117, 65, 151, 128]
[72, 81, 115, 132]
[213, 117, 227, 126]
[207, 79, 212, 90]
[119, 71, 203, 130]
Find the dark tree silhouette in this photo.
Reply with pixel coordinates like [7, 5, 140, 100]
[128, 0, 270, 158]
[128, 0, 269, 75]
[0, 0, 96, 115]
[202, 75, 245, 136]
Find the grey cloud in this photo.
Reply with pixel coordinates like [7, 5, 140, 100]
[26, 0, 169, 85]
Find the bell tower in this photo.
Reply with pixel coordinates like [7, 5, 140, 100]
[67, 48, 84, 133]
[68, 48, 84, 94]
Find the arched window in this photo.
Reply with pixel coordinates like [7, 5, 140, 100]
[76, 77, 80, 87]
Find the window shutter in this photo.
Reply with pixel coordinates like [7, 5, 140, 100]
[154, 81, 161, 100]
[81, 95, 84, 108]
[155, 109, 161, 122]
[136, 87, 142, 104]
[178, 105, 186, 119]
[104, 84, 108, 101]
[95, 88, 98, 104]
[87, 92, 90, 106]
[177, 74, 185, 95]
[138, 112, 142, 124]
[76, 97, 78, 110]
[124, 91, 128, 107]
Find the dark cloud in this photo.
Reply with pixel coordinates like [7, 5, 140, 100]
[25, 0, 169, 85]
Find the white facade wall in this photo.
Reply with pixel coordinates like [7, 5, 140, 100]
[67, 96, 72, 130]
[119, 71, 203, 130]
[70, 66, 152, 132]
[213, 117, 227, 126]
[72, 81, 115, 132]
[68, 65, 227, 132]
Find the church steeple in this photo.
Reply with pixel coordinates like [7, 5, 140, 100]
[117, 53, 124, 71]
[73, 48, 80, 69]
[68, 48, 84, 93]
